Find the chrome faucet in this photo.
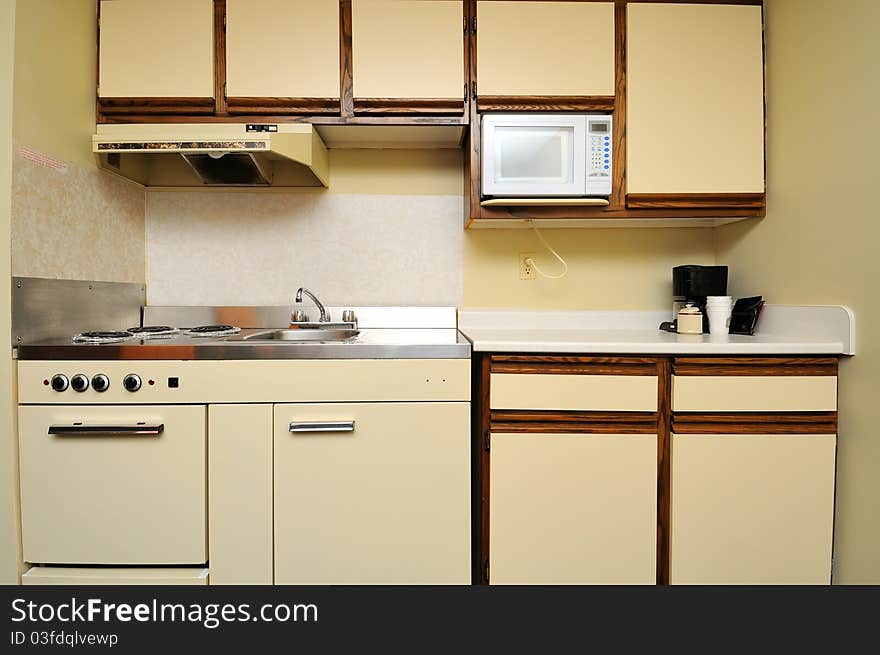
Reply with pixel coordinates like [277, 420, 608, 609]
[295, 287, 329, 323]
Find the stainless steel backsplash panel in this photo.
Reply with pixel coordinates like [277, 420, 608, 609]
[12, 277, 145, 345]
[143, 306, 458, 330]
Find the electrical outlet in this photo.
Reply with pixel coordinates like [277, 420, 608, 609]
[519, 253, 536, 280]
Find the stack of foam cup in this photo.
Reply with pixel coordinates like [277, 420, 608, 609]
[706, 296, 734, 335]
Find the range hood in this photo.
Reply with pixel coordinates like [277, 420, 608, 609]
[93, 123, 329, 188]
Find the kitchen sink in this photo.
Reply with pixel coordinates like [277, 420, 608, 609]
[242, 328, 360, 342]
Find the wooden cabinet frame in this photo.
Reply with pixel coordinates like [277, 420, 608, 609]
[464, 0, 767, 225]
[94, 0, 767, 223]
[96, 0, 471, 125]
[472, 353, 839, 585]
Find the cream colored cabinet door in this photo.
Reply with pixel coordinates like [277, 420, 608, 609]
[352, 0, 464, 100]
[226, 0, 340, 99]
[99, 0, 215, 98]
[627, 3, 765, 193]
[274, 402, 470, 584]
[490, 433, 657, 584]
[208, 405, 273, 585]
[477, 1, 615, 97]
[670, 433, 836, 585]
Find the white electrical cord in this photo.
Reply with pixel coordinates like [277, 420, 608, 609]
[526, 222, 569, 280]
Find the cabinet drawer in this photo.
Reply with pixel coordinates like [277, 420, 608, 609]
[672, 376, 838, 412]
[490, 374, 657, 412]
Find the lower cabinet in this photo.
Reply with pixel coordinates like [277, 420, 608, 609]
[208, 404, 274, 585]
[490, 432, 657, 585]
[670, 433, 837, 585]
[273, 402, 471, 584]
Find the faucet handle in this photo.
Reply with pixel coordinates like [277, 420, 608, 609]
[291, 310, 310, 323]
[342, 310, 356, 324]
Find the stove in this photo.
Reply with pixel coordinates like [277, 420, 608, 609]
[128, 325, 180, 338]
[184, 325, 241, 338]
[73, 331, 135, 344]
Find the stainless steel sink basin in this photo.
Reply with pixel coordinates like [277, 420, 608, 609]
[243, 328, 360, 342]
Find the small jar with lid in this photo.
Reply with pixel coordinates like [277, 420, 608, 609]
[677, 304, 704, 335]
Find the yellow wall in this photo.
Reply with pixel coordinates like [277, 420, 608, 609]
[464, 228, 716, 309]
[13, 0, 96, 168]
[1, 0, 21, 584]
[716, 0, 880, 583]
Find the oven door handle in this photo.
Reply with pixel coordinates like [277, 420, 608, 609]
[289, 420, 355, 434]
[48, 423, 165, 436]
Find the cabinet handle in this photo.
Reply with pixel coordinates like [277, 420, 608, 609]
[48, 423, 164, 436]
[289, 421, 355, 434]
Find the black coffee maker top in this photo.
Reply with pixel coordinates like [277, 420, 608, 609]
[673, 265, 729, 298]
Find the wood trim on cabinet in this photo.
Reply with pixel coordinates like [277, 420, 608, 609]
[626, 193, 766, 209]
[476, 95, 614, 112]
[98, 113, 468, 125]
[490, 410, 657, 434]
[672, 412, 838, 434]
[474, 353, 491, 585]
[656, 358, 672, 585]
[214, 0, 228, 115]
[610, 0, 627, 209]
[353, 98, 465, 115]
[340, 0, 354, 118]
[225, 97, 340, 115]
[490, 354, 660, 376]
[673, 357, 839, 377]
[465, 0, 481, 225]
[97, 97, 216, 115]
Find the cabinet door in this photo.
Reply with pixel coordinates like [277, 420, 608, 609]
[477, 1, 615, 97]
[274, 402, 470, 584]
[352, 0, 464, 101]
[670, 433, 836, 584]
[226, 0, 340, 101]
[208, 405, 273, 585]
[627, 3, 765, 194]
[490, 432, 657, 584]
[99, 0, 214, 98]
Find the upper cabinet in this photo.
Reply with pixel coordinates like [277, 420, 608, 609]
[476, 1, 615, 104]
[626, 3, 765, 197]
[98, 0, 215, 100]
[225, 0, 340, 113]
[352, 0, 465, 113]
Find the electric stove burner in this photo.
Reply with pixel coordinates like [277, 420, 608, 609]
[127, 326, 179, 339]
[73, 331, 135, 344]
[185, 324, 241, 338]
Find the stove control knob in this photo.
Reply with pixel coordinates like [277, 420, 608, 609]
[123, 374, 142, 393]
[50, 374, 69, 392]
[70, 374, 90, 393]
[91, 374, 110, 393]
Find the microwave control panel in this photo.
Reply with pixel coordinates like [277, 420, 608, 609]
[587, 118, 613, 195]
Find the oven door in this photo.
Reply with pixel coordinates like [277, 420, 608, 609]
[482, 114, 586, 197]
[19, 405, 207, 565]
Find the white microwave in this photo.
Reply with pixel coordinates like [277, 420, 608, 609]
[481, 114, 613, 198]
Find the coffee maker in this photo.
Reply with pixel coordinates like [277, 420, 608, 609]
[670, 265, 729, 332]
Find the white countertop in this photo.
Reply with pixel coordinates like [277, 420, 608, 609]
[458, 306, 855, 356]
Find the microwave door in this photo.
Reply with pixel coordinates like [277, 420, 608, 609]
[482, 116, 587, 197]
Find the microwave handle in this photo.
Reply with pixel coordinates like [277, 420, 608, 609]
[48, 424, 164, 436]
